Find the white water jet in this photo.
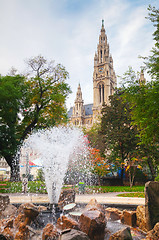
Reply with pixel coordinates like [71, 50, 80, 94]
[25, 126, 88, 204]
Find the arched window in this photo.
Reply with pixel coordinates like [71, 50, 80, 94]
[102, 84, 104, 102]
[100, 50, 102, 62]
[99, 85, 101, 103]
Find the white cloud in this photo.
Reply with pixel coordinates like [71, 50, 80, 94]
[0, 0, 157, 108]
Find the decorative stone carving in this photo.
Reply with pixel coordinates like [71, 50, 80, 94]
[145, 181, 159, 230]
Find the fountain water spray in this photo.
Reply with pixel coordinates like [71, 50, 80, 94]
[24, 126, 88, 204]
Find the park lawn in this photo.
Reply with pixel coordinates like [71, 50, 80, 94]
[0, 181, 144, 195]
[86, 185, 144, 193]
[0, 181, 47, 194]
[117, 192, 145, 198]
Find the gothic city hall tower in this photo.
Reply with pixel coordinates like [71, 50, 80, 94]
[68, 20, 117, 127]
[93, 20, 117, 121]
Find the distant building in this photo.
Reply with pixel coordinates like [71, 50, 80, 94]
[0, 158, 10, 180]
[68, 20, 117, 127]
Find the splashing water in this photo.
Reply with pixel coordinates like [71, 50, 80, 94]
[25, 126, 88, 204]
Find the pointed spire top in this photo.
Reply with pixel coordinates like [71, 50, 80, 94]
[102, 19, 104, 27]
[101, 19, 105, 32]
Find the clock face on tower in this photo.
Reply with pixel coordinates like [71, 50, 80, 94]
[98, 67, 103, 73]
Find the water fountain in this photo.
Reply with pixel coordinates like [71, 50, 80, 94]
[25, 126, 89, 205]
[0, 126, 148, 239]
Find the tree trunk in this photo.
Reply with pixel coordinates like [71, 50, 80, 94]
[98, 176, 101, 186]
[10, 162, 21, 181]
[120, 166, 124, 186]
[5, 154, 21, 182]
[147, 158, 156, 181]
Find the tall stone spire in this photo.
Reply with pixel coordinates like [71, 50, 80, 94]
[139, 69, 146, 85]
[72, 84, 85, 124]
[75, 83, 83, 103]
[92, 20, 117, 122]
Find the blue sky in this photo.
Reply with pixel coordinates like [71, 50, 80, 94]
[0, 0, 158, 109]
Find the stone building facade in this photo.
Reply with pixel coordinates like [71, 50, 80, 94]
[68, 20, 117, 127]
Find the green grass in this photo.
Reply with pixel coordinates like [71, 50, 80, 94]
[86, 185, 144, 193]
[0, 181, 145, 195]
[117, 192, 145, 198]
[0, 181, 47, 194]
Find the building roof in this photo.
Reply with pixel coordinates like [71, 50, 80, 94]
[67, 107, 73, 118]
[68, 103, 93, 118]
[84, 103, 93, 115]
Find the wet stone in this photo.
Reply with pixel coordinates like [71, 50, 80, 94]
[85, 198, 105, 215]
[121, 210, 136, 227]
[136, 205, 147, 232]
[109, 227, 133, 240]
[14, 222, 30, 240]
[57, 215, 79, 230]
[105, 207, 122, 221]
[146, 222, 159, 240]
[145, 181, 159, 230]
[0, 195, 10, 212]
[0, 204, 17, 220]
[59, 228, 90, 240]
[79, 209, 106, 240]
[58, 189, 76, 210]
[42, 223, 60, 240]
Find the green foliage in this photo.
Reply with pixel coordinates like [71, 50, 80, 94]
[101, 92, 139, 161]
[100, 90, 143, 186]
[36, 168, 45, 181]
[0, 55, 71, 180]
[120, 68, 159, 180]
[0, 75, 26, 160]
[145, 5, 159, 80]
[84, 123, 104, 151]
[123, 78, 159, 145]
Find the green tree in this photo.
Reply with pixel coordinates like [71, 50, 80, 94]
[145, 5, 159, 80]
[0, 75, 26, 177]
[0, 55, 71, 180]
[100, 91, 140, 185]
[122, 68, 159, 180]
[83, 122, 105, 152]
[89, 148, 110, 185]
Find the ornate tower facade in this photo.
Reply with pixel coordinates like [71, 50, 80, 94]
[92, 20, 117, 121]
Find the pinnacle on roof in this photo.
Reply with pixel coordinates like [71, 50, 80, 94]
[102, 19, 104, 27]
[101, 19, 105, 32]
